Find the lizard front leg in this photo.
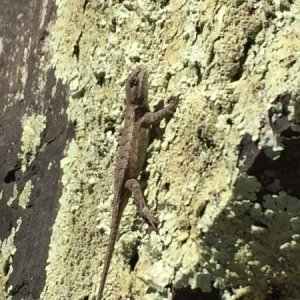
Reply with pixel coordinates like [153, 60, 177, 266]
[141, 95, 180, 126]
[125, 178, 158, 231]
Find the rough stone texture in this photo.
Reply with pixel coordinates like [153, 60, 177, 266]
[42, 1, 300, 299]
[1, 0, 300, 300]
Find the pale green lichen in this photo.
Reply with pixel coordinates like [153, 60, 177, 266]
[7, 184, 18, 207]
[0, 218, 22, 299]
[197, 175, 300, 298]
[18, 180, 33, 209]
[19, 113, 46, 172]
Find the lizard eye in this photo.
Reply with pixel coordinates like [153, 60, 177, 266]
[130, 77, 138, 87]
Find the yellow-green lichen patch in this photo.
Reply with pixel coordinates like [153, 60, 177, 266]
[19, 113, 46, 172]
[0, 218, 22, 299]
[198, 175, 300, 298]
[18, 180, 33, 209]
[7, 184, 18, 207]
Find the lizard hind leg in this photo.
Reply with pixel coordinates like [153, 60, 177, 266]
[124, 178, 158, 231]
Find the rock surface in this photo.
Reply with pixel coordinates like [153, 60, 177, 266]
[1, 1, 300, 300]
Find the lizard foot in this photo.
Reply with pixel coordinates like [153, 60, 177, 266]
[141, 207, 159, 232]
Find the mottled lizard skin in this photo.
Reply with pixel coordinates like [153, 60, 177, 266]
[97, 65, 179, 299]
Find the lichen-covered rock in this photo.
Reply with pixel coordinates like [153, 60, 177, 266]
[44, 1, 300, 299]
[2, 0, 300, 299]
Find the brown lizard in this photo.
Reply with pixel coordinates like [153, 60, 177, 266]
[97, 65, 179, 300]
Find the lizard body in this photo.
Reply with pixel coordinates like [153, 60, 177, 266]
[97, 65, 179, 300]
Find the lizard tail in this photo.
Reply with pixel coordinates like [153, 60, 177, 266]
[97, 209, 121, 300]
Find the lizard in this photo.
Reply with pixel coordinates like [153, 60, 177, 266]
[97, 65, 179, 300]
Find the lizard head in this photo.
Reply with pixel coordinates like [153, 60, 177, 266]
[126, 65, 149, 107]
